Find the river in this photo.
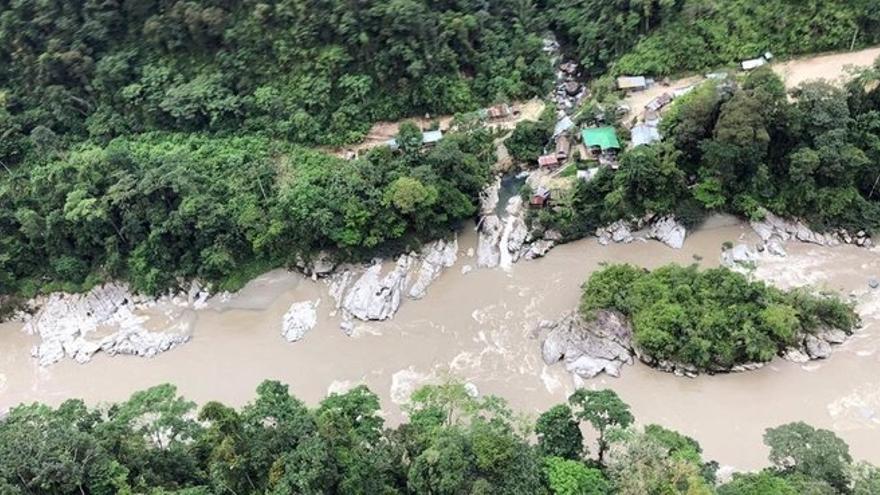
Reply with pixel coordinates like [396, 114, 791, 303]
[1, 215, 878, 470]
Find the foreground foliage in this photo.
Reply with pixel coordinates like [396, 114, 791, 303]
[580, 264, 858, 370]
[1, 381, 876, 494]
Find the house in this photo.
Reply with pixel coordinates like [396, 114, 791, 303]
[553, 116, 574, 138]
[741, 57, 767, 70]
[581, 126, 621, 153]
[386, 130, 444, 151]
[555, 136, 571, 160]
[421, 130, 443, 146]
[530, 186, 551, 208]
[487, 104, 513, 120]
[617, 76, 648, 91]
[631, 124, 661, 147]
[645, 92, 673, 112]
[538, 154, 560, 169]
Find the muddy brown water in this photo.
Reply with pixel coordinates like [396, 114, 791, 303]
[1, 215, 878, 470]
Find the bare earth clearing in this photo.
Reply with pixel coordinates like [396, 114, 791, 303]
[622, 46, 880, 121]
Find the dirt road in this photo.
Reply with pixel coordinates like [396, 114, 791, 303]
[773, 46, 880, 89]
[325, 99, 545, 158]
[622, 45, 880, 122]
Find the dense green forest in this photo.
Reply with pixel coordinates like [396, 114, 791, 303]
[537, 65, 880, 240]
[548, 0, 880, 76]
[580, 264, 858, 370]
[0, 0, 551, 155]
[5, 0, 880, 302]
[0, 123, 495, 297]
[0, 0, 555, 303]
[1, 380, 877, 494]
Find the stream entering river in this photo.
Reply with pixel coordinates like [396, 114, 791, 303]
[1, 215, 878, 470]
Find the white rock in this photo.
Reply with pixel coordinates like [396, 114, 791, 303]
[819, 328, 848, 344]
[596, 220, 633, 245]
[476, 215, 503, 268]
[22, 283, 193, 366]
[464, 382, 479, 398]
[524, 240, 555, 260]
[647, 216, 686, 249]
[342, 257, 413, 321]
[804, 334, 832, 359]
[766, 240, 787, 257]
[409, 238, 458, 299]
[282, 300, 319, 342]
[461, 265, 473, 275]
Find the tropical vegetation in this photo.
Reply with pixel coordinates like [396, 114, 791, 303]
[580, 264, 859, 370]
[1, 380, 876, 494]
[537, 64, 880, 241]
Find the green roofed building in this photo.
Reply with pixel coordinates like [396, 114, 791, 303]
[582, 126, 620, 151]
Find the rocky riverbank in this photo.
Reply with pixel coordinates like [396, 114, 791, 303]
[16, 282, 206, 366]
[326, 237, 459, 333]
[539, 308, 856, 380]
[594, 215, 688, 249]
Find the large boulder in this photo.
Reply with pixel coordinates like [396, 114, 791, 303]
[341, 257, 413, 321]
[282, 300, 319, 342]
[523, 240, 555, 260]
[721, 244, 758, 268]
[596, 220, 633, 245]
[647, 216, 686, 249]
[540, 311, 634, 379]
[804, 334, 832, 359]
[409, 238, 458, 299]
[23, 283, 194, 366]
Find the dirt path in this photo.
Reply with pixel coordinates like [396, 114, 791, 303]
[621, 45, 880, 122]
[325, 99, 545, 158]
[773, 46, 880, 89]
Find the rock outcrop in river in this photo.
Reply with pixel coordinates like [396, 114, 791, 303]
[282, 300, 319, 342]
[596, 215, 687, 249]
[751, 210, 873, 248]
[328, 238, 458, 331]
[540, 307, 855, 379]
[538, 310, 634, 379]
[21, 283, 200, 366]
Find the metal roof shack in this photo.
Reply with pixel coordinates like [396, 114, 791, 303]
[555, 136, 571, 160]
[538, 154, 560, 169]
[631, 124, 661, 147]
[741, 57, 767, 70]
[645, 92, 673, 112]
[421, 130, 443, 145]
[386, 130, 444, 151]
[530, 186, 551, 208]
[486, 104, 513, 119]
[553, 116, 574, 138]
[582, 126, 621, 151]
[617, 76, 647, 91]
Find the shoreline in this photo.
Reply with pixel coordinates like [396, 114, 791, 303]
[1, 217, 878, 470]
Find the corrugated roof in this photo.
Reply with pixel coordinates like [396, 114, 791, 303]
[538, 155, 559, 167]
[582, 126, 621, 150]
[617, 76, 647, 90]
[422, 130, 443, 143]
[741, 58, 767, 70]
[553, 116, 574, 137]
[631, 124, 661, 147]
